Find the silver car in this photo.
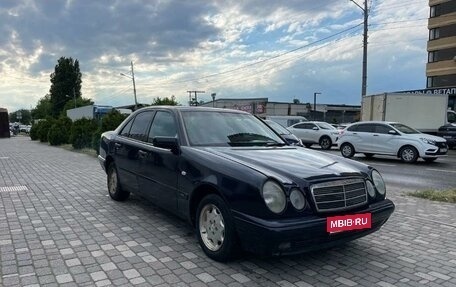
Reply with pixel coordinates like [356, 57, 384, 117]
[287, 121, 339, 150]
[337, 121, 448, 163]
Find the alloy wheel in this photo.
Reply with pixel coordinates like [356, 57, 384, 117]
[199, 204, 225, 251]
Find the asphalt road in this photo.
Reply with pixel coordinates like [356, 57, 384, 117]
[318, 148, 456, 193]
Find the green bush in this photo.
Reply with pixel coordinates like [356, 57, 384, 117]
[37, 118, 55, 143]
[29, 121, 42, 141]
[70, 118, 98, 149]
[48, 124, 67, 146]
[92, 110, 128, 153]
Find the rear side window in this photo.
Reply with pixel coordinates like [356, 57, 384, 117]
[348, 124, 374, 133]
[128, 112, 154, 141]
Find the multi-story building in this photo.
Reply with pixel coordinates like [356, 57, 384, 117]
[427, 0, 456, 87]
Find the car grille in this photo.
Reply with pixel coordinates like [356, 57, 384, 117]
[436, 142, 448, 148]
[310, 178, 367, 213]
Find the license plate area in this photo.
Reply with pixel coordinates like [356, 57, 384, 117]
[440, 148, 448, 153]
[327, 213, 371, 233]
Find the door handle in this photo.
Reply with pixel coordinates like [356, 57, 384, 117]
[114, 143, 122, 149]
[138, 150, 148, 158]
[373, 134, 379, 136]
[352, 132, 357, 135]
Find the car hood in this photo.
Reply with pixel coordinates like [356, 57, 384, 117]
[403, 133, 446, 142]
[198, 146, 368, 183]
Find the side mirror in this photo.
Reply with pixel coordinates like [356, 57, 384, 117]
[388, 130, 398, 135]
[312, 127, 319, 130]
[152, 136, 179, 154]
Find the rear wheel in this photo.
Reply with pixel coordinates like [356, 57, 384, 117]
[107, 163, 130, 201]
[399, 146, 418, 163]
[319, 136, 332, 150]
[340, 143, 355, 158]
[196, 194, 241, 262]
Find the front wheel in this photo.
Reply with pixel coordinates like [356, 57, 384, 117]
[340, 143, 355, 158]
[319, 136, 332, 150]
[399, 146, 418, 163]
[196, 194, 241, 262]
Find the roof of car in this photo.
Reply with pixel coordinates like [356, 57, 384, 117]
[135, 106, 248, 114]
[349, 121, 399, 125]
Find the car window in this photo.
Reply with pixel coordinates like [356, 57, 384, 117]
[128, 111, 154, 141]
[182, 111, 284, 147]
[373, 124, 392, 134]
[293, 123, 307, 129]
[148, 111, 177, 141]
[316, 122, 335, 130]
[390, 123, 420, 134]
[348, 124, 374, 133]
[307, 123, 317, 130]
[119, 119, 133, 137]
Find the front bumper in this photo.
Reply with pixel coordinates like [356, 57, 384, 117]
[422, 142, 448, 157]
[233, 199, 395, 256]
[98, 155, 106, 172]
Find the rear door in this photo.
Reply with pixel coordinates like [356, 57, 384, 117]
[344, 123, 375, 152]
[113, 111, 155, 193]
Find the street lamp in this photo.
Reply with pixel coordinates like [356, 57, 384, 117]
[211, 93, 216, 107]
[120, 61, 138, 110]
[313, 92, 321, 120]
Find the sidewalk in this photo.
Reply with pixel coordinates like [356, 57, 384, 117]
[1, 136, 455, 287]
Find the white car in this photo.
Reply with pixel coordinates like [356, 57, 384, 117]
[337, 121, 448, 163]
[287, 121, 339, 150]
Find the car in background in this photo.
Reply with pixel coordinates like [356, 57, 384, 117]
[265, 115, 308, 127]
[287, 121, 339, 150]
[437, 124, 456, 149]
[98, 107, 394, 261]
[263, 120, 303, 146]
[337, 121, 448, 163]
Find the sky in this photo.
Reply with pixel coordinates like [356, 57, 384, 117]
[0, 0, 430, 113]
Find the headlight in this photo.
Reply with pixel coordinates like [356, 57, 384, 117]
[366, 180, 376, 198]
[290, 188, 306, 210]
[420, 138, 436, 145]
[262, 180, 286, 213]
[371, 170, 386, 196]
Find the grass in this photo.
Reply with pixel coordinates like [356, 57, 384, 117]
[407, 189, 456, 203]
[59, 144, 98, 157]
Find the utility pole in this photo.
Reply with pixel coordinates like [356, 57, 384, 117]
[120, 61, 138, 110]
[187, 91, 205, 106]
[313, 92, 321, 121]
[350, 0, 368, 98]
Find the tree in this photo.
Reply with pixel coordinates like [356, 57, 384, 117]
[293, 99, 300, 104]
[49, 57, 82, 117]
[32, 94, 52, 120]
[9, 109, 32, 125]
[151, 96, 178, 106]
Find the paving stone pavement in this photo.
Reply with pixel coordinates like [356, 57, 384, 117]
[1, 136, 455, 287]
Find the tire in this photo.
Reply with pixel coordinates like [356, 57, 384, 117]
[196, 194, 241, 262]
[399, 146, 418, 163]
[364, 153, 374, 159]
[107, 163, 130, 201]
[304, 143, 312, 148]
[319, 136, 332, 150]
[340, 143, 355, 158]
[424, 158, 437, 163]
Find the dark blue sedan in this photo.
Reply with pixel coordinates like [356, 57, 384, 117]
[98, 107, 394, 262]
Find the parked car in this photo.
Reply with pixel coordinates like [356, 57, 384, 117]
[99, 107, 394, 261]
[263, 119, 303, 146]
[337, 121, 448, 163]
[287, 121, 339, 149]
[437, 124, 456, 149]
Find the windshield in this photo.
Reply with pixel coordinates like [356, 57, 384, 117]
[182, 111, 286, 147]
[264, 120, 291, 135]
[316, 122, 336, 130]
[390, 123, 420, 134]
